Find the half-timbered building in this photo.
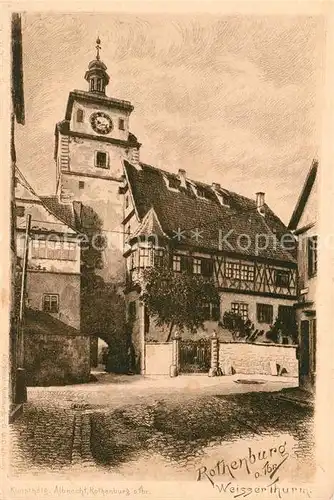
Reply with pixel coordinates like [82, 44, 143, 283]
[120, 161, 298, 374]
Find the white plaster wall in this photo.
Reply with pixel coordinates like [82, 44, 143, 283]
[220, 291, 295, 331]
[70, 99, 130, 142]
[219, 342, 298, 377]
[145, 343, 173, 375]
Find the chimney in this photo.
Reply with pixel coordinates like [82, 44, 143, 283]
[256, 192, 265, 216]
[256, 192, 265, 208]
[128, 146, 140, 168]
[212, 182, 221, 190]
[178, 169, 187, 188]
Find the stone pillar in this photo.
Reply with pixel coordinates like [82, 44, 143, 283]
[209, 330, 220, 377]
[169, 331, 180, 377]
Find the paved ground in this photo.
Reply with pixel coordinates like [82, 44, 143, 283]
[9, 374, 314, 483]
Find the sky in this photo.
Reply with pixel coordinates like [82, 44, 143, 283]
[16, 11, 325, 224]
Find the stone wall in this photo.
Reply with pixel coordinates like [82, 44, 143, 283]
[219, 342, 298, 377]
[25, 332, 91, 386]
[145, 343, 173, 376]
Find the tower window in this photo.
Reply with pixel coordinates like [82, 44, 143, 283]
[119, 118, 125, 130]
[95, 151, 109, 169]
[79, 181, 85, 189]
[96, 79, 103, 92]
[76, 109, 84, 123]
[90, 77, 103, 92]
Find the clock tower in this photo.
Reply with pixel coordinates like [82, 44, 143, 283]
[54, 38, 141, 282]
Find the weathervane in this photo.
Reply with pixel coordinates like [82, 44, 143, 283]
[96, 37, 101, 60]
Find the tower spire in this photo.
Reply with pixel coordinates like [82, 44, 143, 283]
[96, 36, 101, 61]
[84, 37, 110, 94]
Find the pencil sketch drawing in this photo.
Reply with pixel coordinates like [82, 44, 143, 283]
[8, 9, 323, 491]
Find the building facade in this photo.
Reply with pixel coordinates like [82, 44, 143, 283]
[15, 169, 90, 385]
[121, 162, 298, 374]
[288, 159, 318, 392]
[15, 169, 81, 329]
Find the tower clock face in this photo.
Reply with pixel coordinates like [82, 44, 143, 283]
[90, 111, 113, 134]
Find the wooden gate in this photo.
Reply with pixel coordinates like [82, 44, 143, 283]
[179, 339, 211, 373]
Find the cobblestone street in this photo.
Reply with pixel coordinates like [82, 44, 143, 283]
[9, 375, 314, 483]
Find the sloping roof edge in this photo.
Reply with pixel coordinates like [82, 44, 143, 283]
[288, 159, 318, 230]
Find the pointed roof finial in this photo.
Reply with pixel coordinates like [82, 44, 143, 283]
[96, 36, 101, 60]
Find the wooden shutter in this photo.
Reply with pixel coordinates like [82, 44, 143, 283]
[307, 237, 313, 278]
[181, 255, 192, 273]
[202, 258, 213, 277]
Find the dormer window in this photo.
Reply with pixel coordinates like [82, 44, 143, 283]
[197, 187, 207, 198]
[162, 174, 180, 192]
[211, 183, 230, 207]
[76, 109, 84, 123]
[216, 192, 230, 207]
[194, 185, 211, 200]
[95, 151, 109, 169]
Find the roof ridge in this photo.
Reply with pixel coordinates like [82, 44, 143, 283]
[139, 162, 259, 206]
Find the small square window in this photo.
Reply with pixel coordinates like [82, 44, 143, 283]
[16, 205, 25, 217]
[119, 118, 125, 130]
[43, 294, 59, 313]
[95, 151, 109, 169]
[79, 181, 85, 189]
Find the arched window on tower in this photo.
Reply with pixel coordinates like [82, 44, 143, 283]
[76, 109, 84, 123]
[96, 78, 103, 92]
[90, 77, 103, 92]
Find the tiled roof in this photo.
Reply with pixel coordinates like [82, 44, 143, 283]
[124, 161, 296, 264]
[130, 207, 168, 242]
[41, 196, 76, 230]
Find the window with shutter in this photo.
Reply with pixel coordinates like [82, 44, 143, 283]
[308, 235, 317, 277]
[202, 258, 213, 277]
[257, 303, 273, 323]
[180, 255, 192, 273]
